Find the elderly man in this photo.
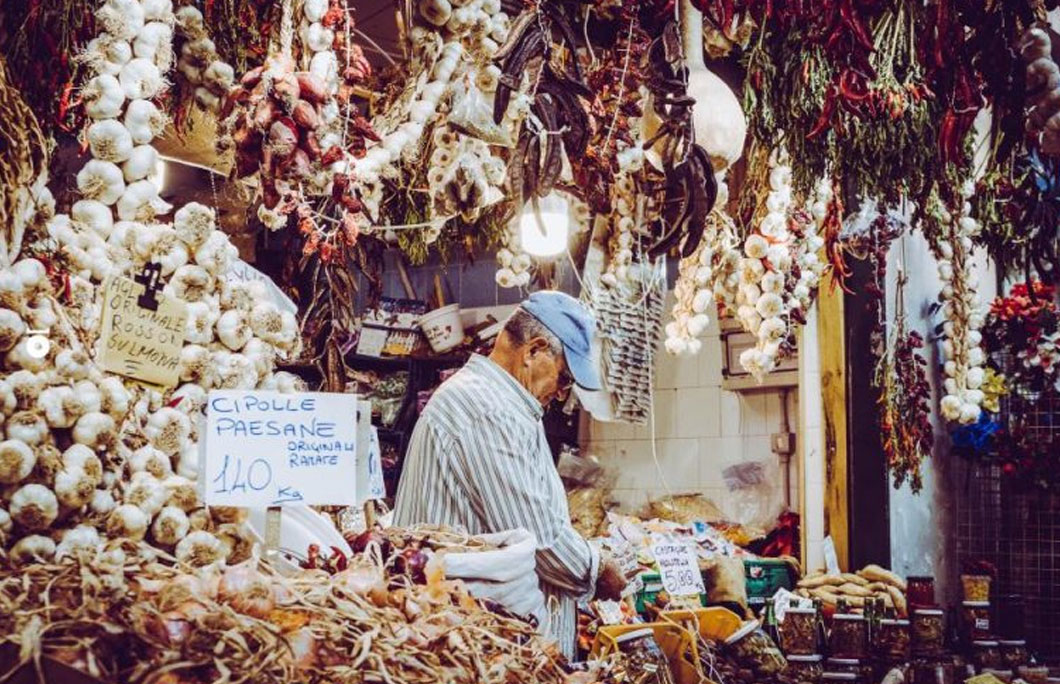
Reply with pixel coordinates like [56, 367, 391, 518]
[394, 291, 626, 657]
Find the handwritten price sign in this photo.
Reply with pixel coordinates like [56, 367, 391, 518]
[98, 276, 187, 388]
[204, 390, 358, 508]
[651, 542, 705, 597]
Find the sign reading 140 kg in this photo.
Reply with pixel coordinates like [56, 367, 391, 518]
[204, 390, 358, 508]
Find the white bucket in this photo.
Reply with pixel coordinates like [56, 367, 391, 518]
[419, 303, 463, 353]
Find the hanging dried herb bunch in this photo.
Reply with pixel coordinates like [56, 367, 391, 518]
[876, 264, 934, 493]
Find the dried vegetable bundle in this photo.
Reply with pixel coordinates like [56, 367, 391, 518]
[0, 539, 621, 684]
[0, 58, 53, 268]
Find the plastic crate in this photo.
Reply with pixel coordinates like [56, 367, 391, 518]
[744, 558, 794, 599]
[658, 606, 744, 643]
[634, 572, 708, 614]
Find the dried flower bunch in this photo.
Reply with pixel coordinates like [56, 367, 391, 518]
[875, 277, 933, 493]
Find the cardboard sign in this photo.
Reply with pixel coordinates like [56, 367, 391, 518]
[652, 542, 705, 597]
[204, 390, 357, 508]
[98, 276, 187, 388]
[227, 259, 297, 316]
[354, 400, 385, 504]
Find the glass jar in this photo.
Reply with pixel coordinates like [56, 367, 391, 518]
[822, 672, 861, 684]
[907, 576, 936, 608]
[961, 601, 992, 641]
[910, 658, 957, 684]
[997, 640, 1028, 669]
[911, 609, 945, 656]
[996, 596, 1025, 640]
[971, 640, 1002, 670]
[1018, 666, 1051, 684]
[781, 608, 819, 655]
[788, 654, 825, 684]
[725, 619, 788, 676]
[960, 574, 991, 602]
[825, 658, 873, 681]
[613, 628, 671, 684]
[829, 614, 868, 659]
[877, 618, 911, 660]
[982, 669, 1014, 684]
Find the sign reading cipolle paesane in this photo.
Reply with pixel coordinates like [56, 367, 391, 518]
[204, 390, 358, 508]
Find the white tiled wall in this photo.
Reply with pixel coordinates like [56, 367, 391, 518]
[580, 299, 799, 531]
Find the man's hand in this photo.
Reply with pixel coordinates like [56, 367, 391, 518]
[594, 556, 628, 602]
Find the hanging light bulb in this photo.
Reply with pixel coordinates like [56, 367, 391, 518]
[519, 191, 571, 258]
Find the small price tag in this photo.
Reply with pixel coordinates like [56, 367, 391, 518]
[595, 600, 625, 626]
[355, 326, 388, 357]
[651, 541, 705, 597]
[773, 587, 813, 622]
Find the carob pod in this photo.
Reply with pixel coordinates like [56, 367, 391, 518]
[494, 28, 546, 124]
[534, 94, 563, 196]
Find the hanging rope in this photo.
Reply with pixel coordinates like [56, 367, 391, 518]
[279, 0, 296, 58]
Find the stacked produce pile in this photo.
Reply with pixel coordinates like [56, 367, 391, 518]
[0, 537, 620, 684]
[0, 0, 308, 571]
[795, 565, 908, 617]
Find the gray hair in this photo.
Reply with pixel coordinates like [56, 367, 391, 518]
[503, 308, 564, 357]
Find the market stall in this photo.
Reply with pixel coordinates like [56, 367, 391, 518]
[2, 0, 1060, 681]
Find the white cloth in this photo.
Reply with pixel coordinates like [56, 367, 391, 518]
[442, 529, 550, 632]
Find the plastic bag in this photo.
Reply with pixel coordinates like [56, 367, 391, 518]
[448, 76, 512, 147]
[703, 555, 748, 609]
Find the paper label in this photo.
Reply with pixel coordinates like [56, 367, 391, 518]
[823, 536, 841, 575]
[204, 390, 358, 507]
[652, 541, 705, 597]
[596, 600, 625, 626]
[98, 276, 187, 388]
[354, 401, 385, 504]
[355, 326, 388, 357]
[226, 259, 297, 316]
[773, 587, 813, 622]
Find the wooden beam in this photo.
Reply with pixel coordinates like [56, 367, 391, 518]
[818, 279, 850, 571]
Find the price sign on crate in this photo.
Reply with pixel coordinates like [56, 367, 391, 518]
[204, 390, 358, 508]
[651, 542, 705, 597]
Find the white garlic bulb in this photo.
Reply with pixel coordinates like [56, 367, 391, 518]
[107, 504, 149, 541]
[0, 439, 36, 484]
[10, 483, 59, 529]
[87, 119, 135, 163]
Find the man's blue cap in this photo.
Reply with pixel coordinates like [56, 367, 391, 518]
[521, 291, 602, 391]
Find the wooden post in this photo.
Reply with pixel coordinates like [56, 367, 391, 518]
[818, 280, 850, 571]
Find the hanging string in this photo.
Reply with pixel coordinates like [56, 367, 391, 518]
[279, 0, 295, 58]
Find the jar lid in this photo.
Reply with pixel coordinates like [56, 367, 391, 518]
[724, 619, 761, 645]
[789, 655, 825, 663]
[833, 613, 866, 622]
[907, 576, 935, 581]
[962, 601, 991, 607]
[880, 619, 910, 626]
[914, 608, 945, 616]
[961, 573, 992, 578]
[614, 628, 655, 644]
[827, 658, 862, 666]
[822, 674, 858, 681]
[972, 640, 1000, 647]
[982, 670, 1013, 676]
[786, 608, 817, 615]
[998, 640, 1027, 647]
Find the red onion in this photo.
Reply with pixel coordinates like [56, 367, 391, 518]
[241, 65, 265, 87]
[295, 72, 327, 103]
[267, 118, 299, 158]
[395, 548, 429, 584]
[272, 73, 301, 107]
[252, 98, 278, 131]
[292, 100, 321, 130]
[218, 562, 275, 618]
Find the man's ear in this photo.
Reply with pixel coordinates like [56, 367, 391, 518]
[526, 337, 551, 357]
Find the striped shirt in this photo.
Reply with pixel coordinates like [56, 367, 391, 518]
[393, 354, 599, 658]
